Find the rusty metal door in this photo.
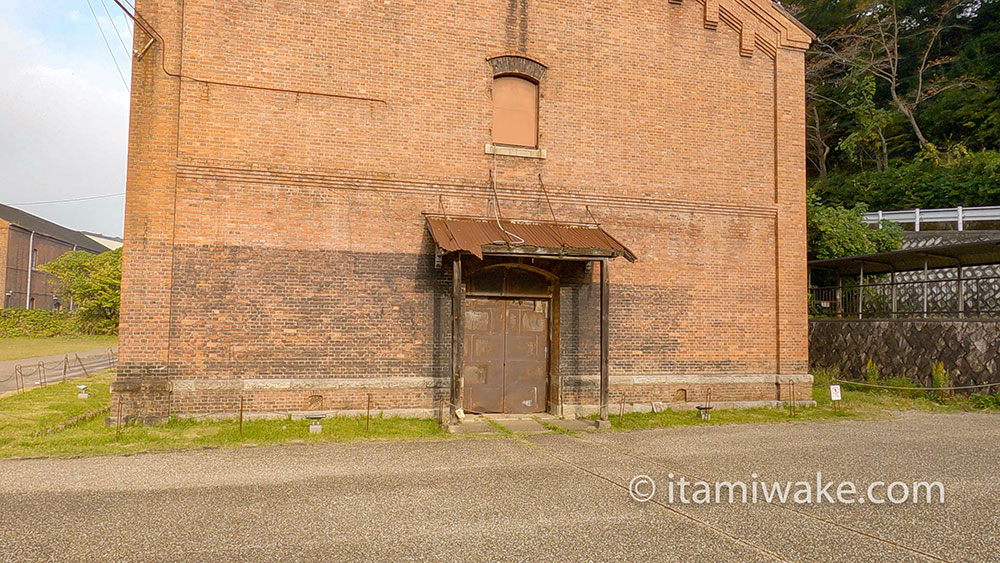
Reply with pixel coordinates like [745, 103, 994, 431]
[503, 299, 549, 413]
[463, 298, 506, 413]
[463, 298, 548, 414]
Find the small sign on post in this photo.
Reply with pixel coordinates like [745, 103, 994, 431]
[830, 384, 842, 408]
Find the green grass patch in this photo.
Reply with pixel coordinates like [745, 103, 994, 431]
[595, 367, 982, 432]
[485, 418, 515, 436]
[0, 335, 118, 362]
[0, 372, 446, 459]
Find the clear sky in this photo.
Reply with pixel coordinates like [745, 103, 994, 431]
[0, 0, 130, 238]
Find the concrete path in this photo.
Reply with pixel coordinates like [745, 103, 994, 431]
[0, 348, 117, 394]
[0, 411, 997, 561]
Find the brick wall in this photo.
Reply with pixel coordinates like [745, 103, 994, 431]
[116, 0, 812, 421]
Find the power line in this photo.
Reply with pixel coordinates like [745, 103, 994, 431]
[99, 0, 132, 54]
[6, 193, 126, 206]
[85, 0, 130, 92]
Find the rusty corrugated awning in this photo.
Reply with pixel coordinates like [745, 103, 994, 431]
[425, 214, 637, 262]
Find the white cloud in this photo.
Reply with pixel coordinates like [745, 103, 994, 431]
[0, 16, 128, 237]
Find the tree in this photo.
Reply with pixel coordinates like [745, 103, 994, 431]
[837, 71, 895, 170]
[809, 0, 979, 152]
[41, 248, 122, 334]
[807, 192, 903, 259]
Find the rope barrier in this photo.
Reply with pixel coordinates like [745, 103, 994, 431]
[833, 378, 1000, 391]
[5, 351, 118, 393]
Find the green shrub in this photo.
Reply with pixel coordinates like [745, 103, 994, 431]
[930, 362, 952, 401]
[865, 360, 879, 385]
[807, 193, 902, 260]
[0, 309, 77, 338]
[879, 376, 928, 400]
[40, 248, 120, 335]
[969, 393, 1000, 410]
[811, 150, 1000, 211]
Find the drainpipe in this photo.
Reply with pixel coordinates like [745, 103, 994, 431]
[25, 231, 35, 309]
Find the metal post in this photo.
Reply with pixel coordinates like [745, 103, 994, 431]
[25, 231, 35, 309]
[977, 278, 982, 317]
[450, 255, 463, 424]
[957, 265, 964, 318]
[75, 354, 89, 377]
[923, 259, 929, 318]
[836, 276, 843, 318]
[914, 208, 921, 232]
[599, 258, 610, 422]
[858, 265, 864, 319]
[957, 206, 964, 231]
[877, 210, 884, 228]
[890, 271, 897, 319]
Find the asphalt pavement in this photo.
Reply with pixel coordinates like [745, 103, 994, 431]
[0, 349, 117, 395]
[0, 411, 997, 561]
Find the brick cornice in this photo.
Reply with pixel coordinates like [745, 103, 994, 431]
[691, 0, 813, 59]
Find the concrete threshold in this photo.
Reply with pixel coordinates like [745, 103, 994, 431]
[447, 413, 601, 434]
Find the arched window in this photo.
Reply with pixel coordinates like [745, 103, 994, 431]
[492, 75, 538, 148]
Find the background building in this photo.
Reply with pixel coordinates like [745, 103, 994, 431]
[116, 0, 814, 423]
[0, 204, 112, 310]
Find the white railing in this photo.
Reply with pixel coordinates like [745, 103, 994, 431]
[863, 206, 1000, 232]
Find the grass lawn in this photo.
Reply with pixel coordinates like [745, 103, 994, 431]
[2, 368, 996, 460]
[597, 369, 986, 431]
[0, 371, 447, 459]
[0, 335, 118, 362]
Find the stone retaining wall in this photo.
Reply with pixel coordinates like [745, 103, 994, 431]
[809, 319, 1000, 386]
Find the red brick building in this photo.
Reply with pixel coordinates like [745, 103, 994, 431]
[115, 0, 814, 423]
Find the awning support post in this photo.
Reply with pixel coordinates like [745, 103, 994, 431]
[599, 258, 610, 423]
[450, 255, 464, 424]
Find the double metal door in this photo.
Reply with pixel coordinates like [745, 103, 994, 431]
[463, 298, 549, 414]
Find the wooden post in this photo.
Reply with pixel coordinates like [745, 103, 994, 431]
[599, 258, 610, 422]
[450, 255, 464, 424]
